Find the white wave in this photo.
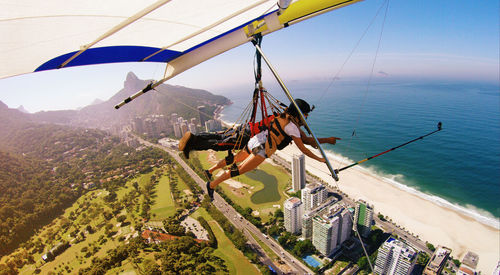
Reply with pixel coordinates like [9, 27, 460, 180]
[321, 148, 500, 230]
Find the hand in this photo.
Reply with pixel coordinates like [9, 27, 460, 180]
[328, 137, 341, 145]
[318, 157, 326, 163]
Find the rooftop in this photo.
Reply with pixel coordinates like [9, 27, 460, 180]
[428, 246, 451, 268]
[462, 251, 479, 269]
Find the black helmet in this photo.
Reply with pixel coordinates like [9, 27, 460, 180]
[287, 99, 311, 118]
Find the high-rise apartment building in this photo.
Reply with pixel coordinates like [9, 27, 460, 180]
[173, 122, 181, 138]
[188, 122, 197, 134]
[374, 238, 417, 275]
[292, 154, 306, 192]
[354, 200, 374, 238]
[284, 197, 303, 234]
[301, 197, 338, 240]
[302, 183, 328, 212]
[197, 105, 210, 127]
[311, 203, 352, 256]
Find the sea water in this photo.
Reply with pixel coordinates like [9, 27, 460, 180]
[217, 79, 500, 229]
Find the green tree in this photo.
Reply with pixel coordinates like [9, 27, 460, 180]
[142, 259, 161, 275]
[417, 252, 430, 266]
[292, 239, 316, 257]
[117, 215, 126, 223]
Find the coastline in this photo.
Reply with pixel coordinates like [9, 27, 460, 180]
[274, 145, 499, 274]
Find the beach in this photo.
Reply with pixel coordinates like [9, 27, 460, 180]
[274, 145, 499, 274]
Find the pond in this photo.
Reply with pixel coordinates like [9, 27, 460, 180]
[246, 169, 281, 204]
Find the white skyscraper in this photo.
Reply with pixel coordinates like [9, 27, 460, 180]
[188, 122, 197, 134]
[374, 238, 417, 275]
[302, 197, 338, 240]
[302, 183, 328, 212]
[284, 197, 303, 234]
[292, 154, 305, 192]
[339, 209, 353, 244]
[173, 122, 182, 138]
[311, 203, 351, 256]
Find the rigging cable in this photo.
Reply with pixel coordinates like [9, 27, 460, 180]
[347, 1, 390, 273]
[310, 1, 390, 272]
[316, 0, 391, 104]
[340, 0, 390, 170]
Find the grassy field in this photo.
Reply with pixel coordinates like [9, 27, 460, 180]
[14, 168, 184, 274]
[191, 208, 260, 275]
[18, 189, 121, 274]
[6, 154, 275, 274]
[150, 172, 176, 220]
[196, 150, 291, 222]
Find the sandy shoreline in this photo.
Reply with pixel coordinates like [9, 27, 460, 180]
[274, 145, 499, 274]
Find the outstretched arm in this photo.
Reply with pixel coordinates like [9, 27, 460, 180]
[299, 129, 341, 147]
[292, 136, 325, 163]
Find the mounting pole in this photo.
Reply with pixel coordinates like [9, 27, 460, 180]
[252, 40, 339, 181]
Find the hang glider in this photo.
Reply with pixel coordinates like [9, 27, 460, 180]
[0, 0, 362, 80]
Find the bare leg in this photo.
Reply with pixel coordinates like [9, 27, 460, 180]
[209, 153, 265, 189]
[208, 149, 249, 174]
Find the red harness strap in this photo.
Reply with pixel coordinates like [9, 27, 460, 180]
[249, 114, 275, 136]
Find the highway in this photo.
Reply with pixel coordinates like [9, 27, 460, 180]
[136, 137, 313, 274]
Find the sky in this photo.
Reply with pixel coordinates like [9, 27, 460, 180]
[0, 0, 498, 113]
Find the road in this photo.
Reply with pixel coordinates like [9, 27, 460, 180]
[136, 137, 314, 274]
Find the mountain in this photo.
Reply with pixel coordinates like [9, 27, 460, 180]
[30, 72, 231, 130]
[90, 98, 104, 106]
[0, 100, 33, 151]
[16, 105, 29, 113]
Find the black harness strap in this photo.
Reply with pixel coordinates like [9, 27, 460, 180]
[230, 164, 240, 177]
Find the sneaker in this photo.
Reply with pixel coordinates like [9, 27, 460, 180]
[178, 131, 192, 159]
[206, 181, 214, 201]
[204, 170, 212, 180]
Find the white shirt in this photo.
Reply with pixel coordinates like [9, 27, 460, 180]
[247, 120, 300, 150]
[283, 121, 300, 138]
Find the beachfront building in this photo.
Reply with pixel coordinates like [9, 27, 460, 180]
[302, 197, 338, 240]
[354, 200, 374, 238]
[205, 119, 222, 132]
[423, 246, 451, 275]
[188, 122, 197, 134]
[302, 183, 328, 212]
[492, 261, 500, 275]
[312, 203, 352, 256]
[284, 197, 303, 234]
[173, 122, 181, 138]
[292, 154, 306, 192]
[197, 105, 210, 127]
[374, 237, 417, 275]
[457, 251, 479, 275]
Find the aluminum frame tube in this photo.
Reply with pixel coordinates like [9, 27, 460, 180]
[252, 42, 339, 181]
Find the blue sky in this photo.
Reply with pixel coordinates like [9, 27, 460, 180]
[0, 0, 498, 112]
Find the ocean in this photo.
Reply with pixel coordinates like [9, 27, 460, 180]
[217, 79, 500, 229]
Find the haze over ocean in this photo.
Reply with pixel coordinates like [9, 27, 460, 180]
[218, 79, 500, 228]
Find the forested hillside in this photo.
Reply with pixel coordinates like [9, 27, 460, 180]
[0, 105, 170, 257]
